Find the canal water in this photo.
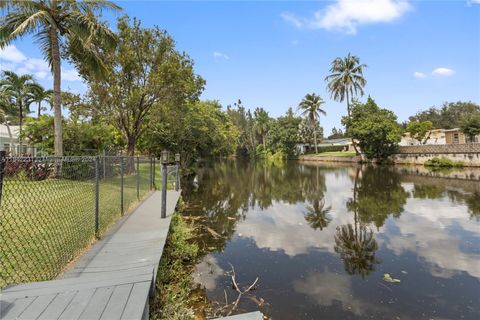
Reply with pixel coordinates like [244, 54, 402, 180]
[181, 160, 480, 320]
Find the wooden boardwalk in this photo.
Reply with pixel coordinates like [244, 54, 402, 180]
[0, 190, 264, 320]
[0, 191, 180, 320]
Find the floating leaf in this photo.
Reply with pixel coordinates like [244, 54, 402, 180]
[383, 273, 401, 283]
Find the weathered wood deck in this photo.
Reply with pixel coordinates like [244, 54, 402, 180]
[0, 191, 179, 320]
[0, 190, 264, 320]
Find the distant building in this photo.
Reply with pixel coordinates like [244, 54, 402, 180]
[0, 124, 36, 155]
[296, 138, 355, 154]
[400, 128, 479, 146]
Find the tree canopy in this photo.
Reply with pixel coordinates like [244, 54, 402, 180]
[343, 97, 402, 161]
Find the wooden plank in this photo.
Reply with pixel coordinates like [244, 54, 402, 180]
[78, 287, 114, 320]
[120, 282, 150, 320]
[17, 294, 56, 320]
[99, 284, 133, 320]
[0, 296, 36, 320]
[57, 289, 95, 320]
[37, 291, 77, 320]
[2, 274, 152, 300]
[4, 267, 153, 293]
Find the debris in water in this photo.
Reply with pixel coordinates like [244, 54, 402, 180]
[383, 273, 401, 283]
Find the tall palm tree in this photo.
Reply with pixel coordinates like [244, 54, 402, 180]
[0, 71, 41, 140]
[325, 53, 367, 118]
[254, 107, 270, 151]
[0, 0, 121, 156]
[298, 93, 326, 154]
[31, 85, 53, 118]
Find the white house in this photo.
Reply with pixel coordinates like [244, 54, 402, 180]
[400, 128, 479, 146]
[0, 124, 36, 155]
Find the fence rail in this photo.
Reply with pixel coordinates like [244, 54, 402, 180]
[0, 154, 179, 288]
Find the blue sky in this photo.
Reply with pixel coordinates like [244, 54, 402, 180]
[1, 0, 479, 133]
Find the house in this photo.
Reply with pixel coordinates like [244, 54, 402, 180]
[0, 124, 36, 155]
[296, 138, 355, 154]
[399, 128, 479, 146]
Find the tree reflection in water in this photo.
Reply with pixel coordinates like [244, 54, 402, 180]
[334, 224, 379, 278]
[304, 199, 332, 230]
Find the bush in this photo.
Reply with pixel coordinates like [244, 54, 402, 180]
[424, 157, 464, 168]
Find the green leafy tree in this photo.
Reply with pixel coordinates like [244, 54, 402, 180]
[325, 53, 367, 118]
[268, 108, 302, 157]
[0, 0, 120, 156]
[82, 16, 204, 157]
[409, 101, 480, 129]
[0, 71, 41, 139]
[226, 100, 256, 158]
[406, 120, 433, 144]
[139, 100, 238, 167]
[22, 115, 117, 156]
[342, 97, 403, 161]
[254, 107, 271, 152]
[328, 127, 347, 139]
[298, 93, 326, 154]
[460, 114, 480, 143]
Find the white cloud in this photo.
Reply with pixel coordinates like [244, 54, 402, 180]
[0, 45, 27, 63]
[213, 51, 230, 60]
[432, 67, 455, 77]
[413, 71, 426, 79]
[281, 0, 412, 34]
[0, 44, 81, 82]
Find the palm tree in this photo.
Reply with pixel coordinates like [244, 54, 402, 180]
[31, 85, 53, 118]
[0, 0, 121, 156]
[254, 107, 270, 151]
[325, 53, 367, 118]
[0, 71, 41, 140]
[298, 93, 326, 154]
[304, 198, 332, 230]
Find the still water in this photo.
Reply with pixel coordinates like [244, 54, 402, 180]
[181, 161, 480, 320]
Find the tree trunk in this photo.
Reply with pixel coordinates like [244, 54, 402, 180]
[313, 126, 318, 154]
[345, 90, 360, 155]
[51, 28, 63, 157]
[126, 136, 136, 174]
[18, 100, 23, 154]
[38, 101, 41, 118]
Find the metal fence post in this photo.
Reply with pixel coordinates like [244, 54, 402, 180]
[136, 156, 140, 199]
[152, 158, 156, 190]
[0, 150, 6, 205]
[161, 151, 168, 219]
[95, 156, 100, 238]
[120, 157, 124, 215]
[174, 153, 180, 191]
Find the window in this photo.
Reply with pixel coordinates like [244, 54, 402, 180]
[453, 133, 459, 144]
[3, 143, 10, 151]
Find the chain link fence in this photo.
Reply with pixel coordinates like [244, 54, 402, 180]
[0, 154, 178, 288]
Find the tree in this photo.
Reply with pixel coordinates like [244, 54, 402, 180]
[460, 114, 480, 143]
[0, 71, 41, 140]
[328, 127, 347, 139]
[304, 199, 331, 230]
[31, 85, 53, 118]
[406, 120, 433, 144]
[409, 101, 480, 129]
[22, 115, 117, 156]
[254, 107, 271, 152]
[82, 16, 204, 158]
[0, 0, 120, 156]
[298, 93, 326, 154]
[226, 100, 256, 158]
[139, 100, 238, 167]
[325, 53, 367, 118]
[342, 97, 403, 161]
[268, 108, 302, 157]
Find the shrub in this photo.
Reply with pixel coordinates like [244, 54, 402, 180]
[424, 157, 464, 168]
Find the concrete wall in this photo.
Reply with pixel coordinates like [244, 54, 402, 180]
[393, 143, 480, 167]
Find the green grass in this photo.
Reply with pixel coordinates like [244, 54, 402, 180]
[151, 211, 199, 320]
[0, 162, 166, 288]
[308, 151, 357, 157]
[424, 157, 464, 168]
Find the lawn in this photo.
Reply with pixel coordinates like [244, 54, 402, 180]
[309, 151, 357, 157]
[0, 161, 174, 288]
